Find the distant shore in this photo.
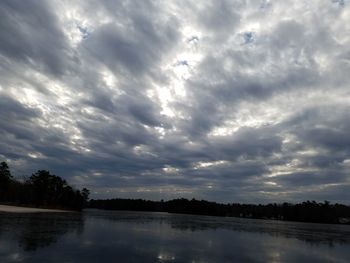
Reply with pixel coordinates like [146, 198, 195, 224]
[89, 198, 350, 225]
[0, 204, 70, 213]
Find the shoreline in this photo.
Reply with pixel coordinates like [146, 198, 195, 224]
[0, 204, 71, 213]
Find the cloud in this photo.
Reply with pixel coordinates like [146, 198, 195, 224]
[0, 0, 350, 203]
[0, 0, 72, 76]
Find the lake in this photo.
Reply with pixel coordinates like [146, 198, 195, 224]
[0, 209, 350, 262]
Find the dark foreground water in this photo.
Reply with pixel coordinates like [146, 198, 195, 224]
[0, 210, 350, 263]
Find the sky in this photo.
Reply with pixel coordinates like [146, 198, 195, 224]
[1, 0, 350, 204]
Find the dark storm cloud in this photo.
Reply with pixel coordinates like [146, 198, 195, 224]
[274, 171, 347, 187]
[0, 0, 349, 203]
[286, 107, 350, 155]
[208, 126, 282, 159]
[0, 0, 71, 76]
[299, 126, 350, 153]
[81, 0, 179, 76]
[0, 95, 40, 121]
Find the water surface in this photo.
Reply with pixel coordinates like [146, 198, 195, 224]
[0, 210, 349, 262]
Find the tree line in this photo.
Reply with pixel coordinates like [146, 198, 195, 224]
[0, 161, 89, 210]
[2, 159, 350, 222]
[89, 198, 350, 224]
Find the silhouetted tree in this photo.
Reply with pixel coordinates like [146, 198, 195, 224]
[0, 161, 89, 211]
[0, 161, 12, 179]
[0, 161, 13, 201]
[81, 188, 90, 204]
[26, 170, 89, 210]
[29, 170, 60, 206]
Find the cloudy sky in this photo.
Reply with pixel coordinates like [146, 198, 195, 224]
[1, 0, 350, 203]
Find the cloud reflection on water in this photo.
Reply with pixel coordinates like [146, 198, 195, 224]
[0, 210, 349, 263]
